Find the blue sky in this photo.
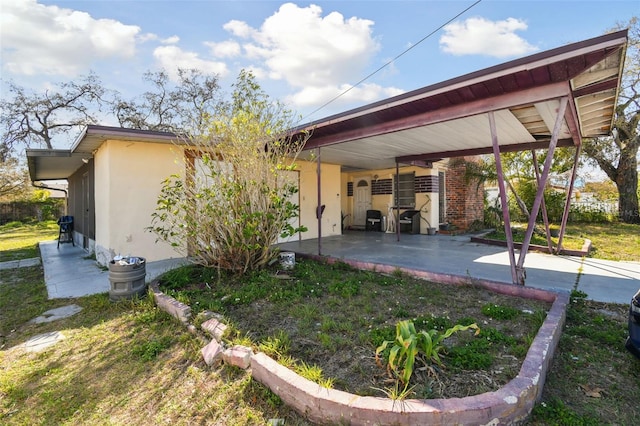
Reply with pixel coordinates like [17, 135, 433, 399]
[1, 0, 639, 147]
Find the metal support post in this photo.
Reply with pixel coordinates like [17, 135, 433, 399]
[488, 111, 520, 284]
[556, 144, 582, 253]
[317, 147, 322, 256]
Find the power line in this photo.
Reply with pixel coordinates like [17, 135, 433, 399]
[300, 0, 483, 123]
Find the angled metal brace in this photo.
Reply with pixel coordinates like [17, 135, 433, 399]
[531, 150, 554, 253]
[516, 97, 569, 279]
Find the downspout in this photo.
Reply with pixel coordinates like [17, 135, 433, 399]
[317, 147, 322, 256]
[395, 161, 400, 241]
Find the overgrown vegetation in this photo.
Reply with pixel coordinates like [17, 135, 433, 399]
[158, 259, 550, 400]
[149, 71, 309, 274]
[529, 290, 640, 425]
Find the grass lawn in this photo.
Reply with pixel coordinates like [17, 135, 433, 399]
[1, 221, 638, 425]
[0, 220, 58, 262]
[483, 222, 640, 261]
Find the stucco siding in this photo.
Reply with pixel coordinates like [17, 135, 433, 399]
[297, 161, 342, 238]
[94, 140, 186, 264]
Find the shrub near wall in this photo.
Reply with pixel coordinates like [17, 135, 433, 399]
[0, 200, 65, 224]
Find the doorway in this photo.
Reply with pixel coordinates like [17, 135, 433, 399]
[353, 178, 372, 228]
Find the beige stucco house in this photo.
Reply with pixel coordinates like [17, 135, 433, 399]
[26, 124, 461, 266]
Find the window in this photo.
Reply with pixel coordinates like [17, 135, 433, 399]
[439, 171, 446, 223]
[394, 172, 415, 208]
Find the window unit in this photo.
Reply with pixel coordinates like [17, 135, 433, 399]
[394, 172, 415, 208]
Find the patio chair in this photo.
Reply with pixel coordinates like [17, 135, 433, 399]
[57, 215, 74, 248]
[366, 210, 382, 232]
[399, 210, 420, 234]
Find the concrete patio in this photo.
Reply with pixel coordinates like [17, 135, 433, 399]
[278, 230, 640, 305]
[2, 232, 636, 304]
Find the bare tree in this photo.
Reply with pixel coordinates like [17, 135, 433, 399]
[0, 73, 107, 158]
[583, 17, 640, 223]
[113, 68, 220, 134]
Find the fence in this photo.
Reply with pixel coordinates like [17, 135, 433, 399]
[0, 200, 66, 225]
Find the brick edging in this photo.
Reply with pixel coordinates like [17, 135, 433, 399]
[469, 236, 591, 257]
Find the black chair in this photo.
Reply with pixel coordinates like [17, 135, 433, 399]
[366, 210, 382, 232]
[57, 216, 74, 248]
[399, 210, 420, 234]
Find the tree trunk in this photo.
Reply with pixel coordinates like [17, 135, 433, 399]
[616, 146, 640, 223]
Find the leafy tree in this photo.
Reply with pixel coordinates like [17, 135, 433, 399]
[0, 157, 30, 200]
[462, 148, 576, 223]
[582, 17, 640, 223]
[149, 70, 310, 274]
[0, 73, 108, 158]
[582, 180, 618, 202]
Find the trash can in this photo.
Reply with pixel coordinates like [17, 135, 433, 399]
[279, 252, 296, 270]
[109, 256, 147, 301]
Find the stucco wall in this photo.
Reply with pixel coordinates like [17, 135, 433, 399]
[297, 160, 343, 239]
[94, 140, 186, 265]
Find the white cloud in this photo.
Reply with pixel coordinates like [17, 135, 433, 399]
[205, 40, 241, 58]
[0, 0, 142, 76]
[222, 2, 391, 109]
[287, 82, 404, 110]
[153, 45, 229, 80]
[439, 17, 538, 58]
[223, 20, 255, 39]
[161, 35, 181, 45]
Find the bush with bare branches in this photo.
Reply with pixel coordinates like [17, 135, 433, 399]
[149, 71, 310, 274]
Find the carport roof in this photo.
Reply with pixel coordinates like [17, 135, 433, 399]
[296, 29, 628, 170]
[27, 30, 627, 181]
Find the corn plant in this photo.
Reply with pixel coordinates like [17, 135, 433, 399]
[376, 319, 480, 386]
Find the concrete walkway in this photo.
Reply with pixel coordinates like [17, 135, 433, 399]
[278, 231, 640, 305]
[36, 240, 187, 299]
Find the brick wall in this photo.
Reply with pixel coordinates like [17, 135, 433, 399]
[445, 157, 484, 230]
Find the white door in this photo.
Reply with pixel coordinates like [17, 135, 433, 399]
[353, 179, 371, 228]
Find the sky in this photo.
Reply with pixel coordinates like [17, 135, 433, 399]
[1, 0, 639, 150]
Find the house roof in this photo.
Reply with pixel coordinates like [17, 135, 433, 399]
[27, 125, 178, 181]
[295, 29, 628, 170]
[27, 30, 627, 181]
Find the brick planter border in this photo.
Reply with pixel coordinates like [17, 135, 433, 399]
[470, 236, 592, 257]
[151, 256, 569, 425]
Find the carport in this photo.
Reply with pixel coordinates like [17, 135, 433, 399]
[296, 30, 628, 285]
